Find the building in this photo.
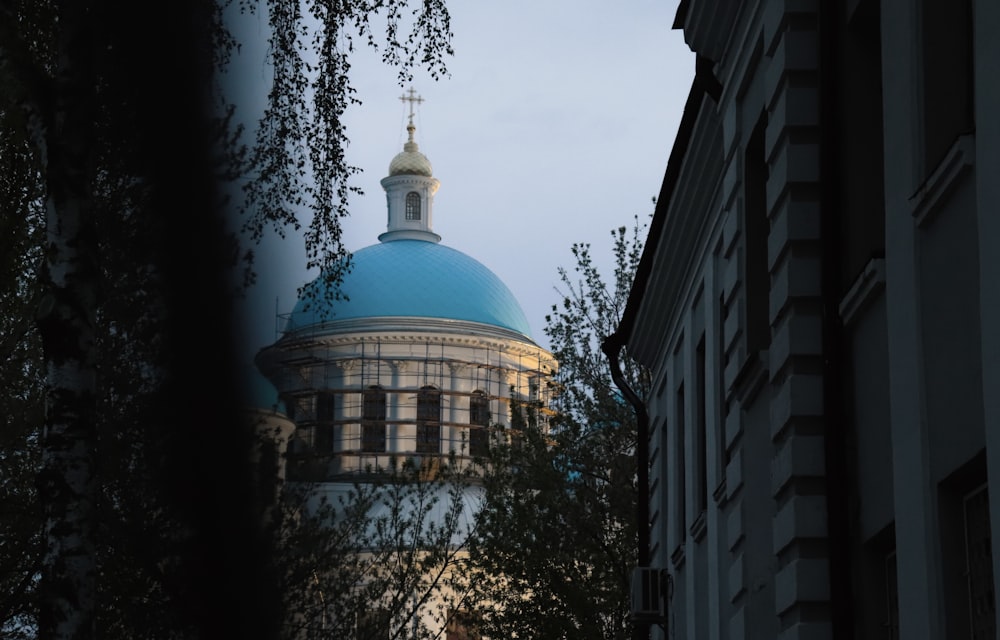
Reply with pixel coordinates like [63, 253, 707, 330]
[606, 1, 1000, 639]
[254, 96, 557, 639]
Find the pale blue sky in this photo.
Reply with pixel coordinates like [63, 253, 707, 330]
[228, 1, 695, 363]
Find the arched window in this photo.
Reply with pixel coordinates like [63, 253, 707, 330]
[416, 386, 440, 453]
[469, 391, 489, 457]
[361, 386, 386, 453]
[470, 391, 490, 426]
[405, 191, 421, 220]
[314, 392, 336, 452]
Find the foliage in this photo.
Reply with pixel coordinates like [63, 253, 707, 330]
[235, 0, 453, 303]
[0, 0, 454, 637]
[0, 106, 46, 639]
[468, 217, 651, 640]
[271, 456, 479, 640]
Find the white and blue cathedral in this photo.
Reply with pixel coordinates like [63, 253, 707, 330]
[248, 94, 557, 638]
[254, 98, 556, 478]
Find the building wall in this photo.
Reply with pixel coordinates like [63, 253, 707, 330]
[257, 319, 555, 640]
[257, 321, 556, 479]
[623, 0, 1000, 638]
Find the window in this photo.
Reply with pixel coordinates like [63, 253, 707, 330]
[316, 392, 335, 422]
[468, 427, 489, 457]
[675, 382, 686, 539]
[405, 191, 421, 220]
[416, 386, 440, 454]
[469, 391, 490, 456]
[717, 292, 730, 470]
[964, 484, 995, 639]
[921, 0, 974, 174]
[470, 391, 490, 426]
[744, 111, 770, 354]
[312, 392, 335, 452]
[361, 386, 386, 453]
[839, 0, 886, 292]
[446, 610, 481, 640]
[941, 452, 992, 638]
[696, 337, 708, 512]
[357, 607, 390, 640]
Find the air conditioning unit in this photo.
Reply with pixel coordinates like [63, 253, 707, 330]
[630, 566, 667, 624]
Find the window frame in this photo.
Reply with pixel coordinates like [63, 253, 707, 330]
[416, 386, 441, 454]
[361, 385, 387, 453]
[469, 391, 490, 456]
[405, 191, 421, 221]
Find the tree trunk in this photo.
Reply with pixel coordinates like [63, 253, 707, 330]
[34, 4, 99, 638]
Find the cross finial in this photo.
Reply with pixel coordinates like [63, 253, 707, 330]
[399, 87, 424, 127]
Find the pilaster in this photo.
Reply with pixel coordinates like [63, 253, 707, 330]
[762, 7, 832, 637]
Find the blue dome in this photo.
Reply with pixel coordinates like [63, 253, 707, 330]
[288, 240, 533, 337]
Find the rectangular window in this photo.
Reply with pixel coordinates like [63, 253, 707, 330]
[316, 392, 335, 422]
[839, 0, 886, 292]
[696, 337, 708, 512]
[470, 392, 490, 426]
[357, 607, 391, 640]
[417, 387, 441, 454]
[964, 484, 996, 639]
[314, 392, 335, 452]
[921, 0, 974, 174]
[744, 111, 770, 354]
[469, 428, 488, 457]
[675, 383, 686, 539]
[469, 391, 490, 456]
[446, 610, 481, 640]
[361, 386, 386, 453]
[717, 292, 730, 470]
[313, 425, 334, 452]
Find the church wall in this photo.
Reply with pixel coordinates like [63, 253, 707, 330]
[258, 332, 555, 479]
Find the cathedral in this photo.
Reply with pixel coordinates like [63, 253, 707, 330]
[251, 91, 557, 639]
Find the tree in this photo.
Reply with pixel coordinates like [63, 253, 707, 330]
[271, 457, 480, 640]
[0, 0, 453, 637]
[0, 104, 46, 638]
[468, 218, 651, 639]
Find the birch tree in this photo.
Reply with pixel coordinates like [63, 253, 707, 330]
[0, 0, 453, 637]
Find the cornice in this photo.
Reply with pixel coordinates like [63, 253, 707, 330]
[261, 316, 557, 371]
[282, 315, 542, 347]
[629, 97, 725, 364]
[680, 0, 742, 63]
[379, 174, 440, 189]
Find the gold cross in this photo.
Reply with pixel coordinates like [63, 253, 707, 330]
[399, 87, 424, 126]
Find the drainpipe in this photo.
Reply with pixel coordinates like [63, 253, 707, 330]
[602, 335, 650, 640]
[601, 55, 722, 639]
[603, 338, 651, 569]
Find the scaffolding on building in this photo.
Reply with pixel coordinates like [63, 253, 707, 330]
[257, 330, 557, 480]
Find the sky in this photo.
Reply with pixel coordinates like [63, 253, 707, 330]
[227, 0, 695, 368]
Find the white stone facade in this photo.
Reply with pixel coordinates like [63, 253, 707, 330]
[256, 318, 556, 479]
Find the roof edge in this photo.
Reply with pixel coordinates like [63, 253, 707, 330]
[604, 75, 707, 354]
